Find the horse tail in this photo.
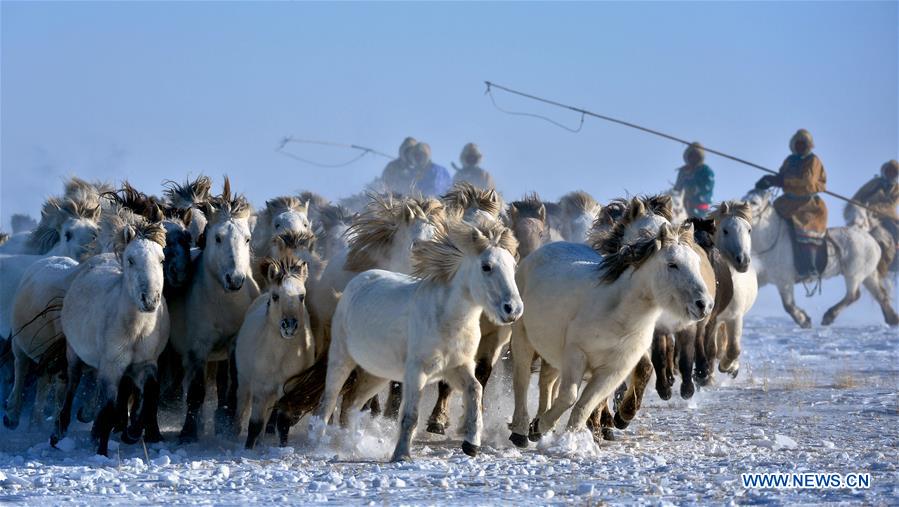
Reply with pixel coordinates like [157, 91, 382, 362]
[277, 353, 357, 422]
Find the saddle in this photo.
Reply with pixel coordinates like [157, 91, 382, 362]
[786, 224, 829, 283]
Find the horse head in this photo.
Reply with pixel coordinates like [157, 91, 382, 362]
[261, 256, 309, 339]
[712, 201, 753, 272]
[119, 221, 167, 313]
[200, 178, 254, 292]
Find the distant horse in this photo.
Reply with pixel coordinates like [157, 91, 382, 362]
[509, 222, 712, 447]
[234, 256, 314, 449]
[442, 182, 504, 224]
[250, 196, 311, 270]
[312, 219, 522, 461]
[53, 218, 169, 455]
[167, 178, 260, 442]
[554, 191, 602, 243]
[743, 189, 896, 327]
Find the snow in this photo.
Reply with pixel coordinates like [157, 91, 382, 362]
[0, 317, 895, 504]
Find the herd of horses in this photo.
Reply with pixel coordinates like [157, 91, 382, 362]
[0, 175, 894, 461]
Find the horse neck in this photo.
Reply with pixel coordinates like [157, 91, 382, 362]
[601, 264, 663, 332]
[428, 265, 485, 332]
[751, 204, 786, 257]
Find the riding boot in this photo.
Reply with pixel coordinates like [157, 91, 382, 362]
[797, 243, 818, 280]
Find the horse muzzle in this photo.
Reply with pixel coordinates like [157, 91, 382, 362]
[733, 253, 751, 273]
[687, 296, 713, 321]
[280, 318, 299, 338]
[223, 273, 245, 292]
[139, 293, 161, 313]
[498, 300, 524, 324]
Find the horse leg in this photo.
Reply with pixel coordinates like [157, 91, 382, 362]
[50, 348, 82, 447]
[567, 364, 628, 433]
[245, 392, 277, 450]
[391, 369, 426, 462]
[264, 410, 278, 435]
[311, 338, 356, 436]
[509, 323, 535, 447]
[822, 277, 862, 326]
[94, 365, 128, 456]
[718, 318, 744, 377]
[113, 372, 136, 436]
[447, 363, 483, 457]
[585, 399, 614, 442]
[383, 382, 402, 420]
[534, 346, 587, 437]
[862, 274, 899, 326]
[777, 284, 811, 329]
[178, 358, 206, 443]
[675, 327, 697, 399]
[650, 330, 672, 400]
[3, 343, 34, 429]
[613, 352, 653, 429]
[694, 316, 715, 386]
[233, 378, 251, 440]
[140, 365, 163, 443]
[425, 382, 452, 435]
[213, 354, 238, 437]
[75, 370, 99, 423]
[536, 359, 559, 415]
[340, 370, 388, 427]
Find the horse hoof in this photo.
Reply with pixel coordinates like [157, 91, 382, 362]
[121, 426, 142, 445]
[680, 382, 695, 400]
[426, 422, 446, 435]
[390, 452, 412, 463]
[50, 433, 61, 448]
[612, 412, 629, 430]
[693, 372, 710, 387]
[3, 414, 19, 430]
[799, 319, 812, 329]
[509, 433, 529, 448]
[461, 441, 480, 457]
[144, 430, 164, 444]
[527, 419, 542, 442]
[76, 407, 93, 424]
[656, 383, 672, 401]
[601, 427, 615, 441]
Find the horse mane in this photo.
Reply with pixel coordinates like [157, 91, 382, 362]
[344, 194, 446, 272]
[260, 255, 308, 286]
[317, 204, 352, 231]
[96, 206, 166, 256]
[684, 217, 716, 250]
[412, 219, 518, 283]
[265, 196, 309, 217]
[559, 191, 598, 215]
[64, 177, 114, 210]
[202, 177, 252, 224]
[598, 222, 694, 283]
[27, 197, 102, 254]
[442, 182, 502, 218]
[710, 200, 752, 224]
[297, 191, 330, 211]
[273, 230, 317, 255]
[589, 195, 671, 256]
[509, 193, 546, 221]
[163, 175, 212, 211]
[103, 182, 165, 222]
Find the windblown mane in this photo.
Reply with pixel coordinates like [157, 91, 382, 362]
[412, 219, 518, 283]
[163, 175, 212, 211]
[264, 196, 309, 217]
[297, 191, 330, 212]
[559, 190, 598, 215]
[64, 177, 114, 210]
[344, 195, 446, 272]
[103, 182, 164, 222]
[598, 222, 694, 283]
[442, 182, 503, 219]
[96, 206, 166, 256]
[317, 204, 352, 231]
[710, 200, 752, 223]
[260, 255, 308, 286]
[27, 197, 102, 253]
[273, 230, 317, 256]
[509, 193, 546, 221]
[203, 177, 252, 224]
[588, 195, 672, 256]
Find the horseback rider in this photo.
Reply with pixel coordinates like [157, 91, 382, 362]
[674, 142, 715, 218]
[402, 142, 452, 197]
[381, 137, 418, 194]
[453, 143, 496, 190]
[851, 159, 899, 271]
[755, 129, 828, 280]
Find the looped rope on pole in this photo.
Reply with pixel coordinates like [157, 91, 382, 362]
[486, 82, 584, 133]
[484, 80, 892, 221]
[276, 137, 393, 168]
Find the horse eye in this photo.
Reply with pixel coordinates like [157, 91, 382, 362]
[215, 236, 222, 244]
[275, 223, 281, 229]
[748, 227, 752, 233]
[64, 231, 72, 241]
[245, 238, 250, 244]
[667, 263, 678, 270]
[271, 294, 279, 302]
[298, 294, 305, 303]
[723, 229, 729, 235]
[481, 263, 492, 273]
[128, 258, 135, 266]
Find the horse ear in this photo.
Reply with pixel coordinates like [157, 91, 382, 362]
[301, 200, 310, 214]
[265, 258, 281, 284]
[122, 225, 136, 245]
[222, 176, 232, 202]
[720, 201, 730, 215]
[403, 205, 416, 222]
[181, 208, 193, 227]
[679, 222, 694, 243]
[629, 197, 646, 221]
[537, 203, 547, 223]
[298, 260, 309, 280]
[508, 204, 518, 221]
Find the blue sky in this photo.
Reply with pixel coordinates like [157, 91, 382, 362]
[2, 2, 897, 320]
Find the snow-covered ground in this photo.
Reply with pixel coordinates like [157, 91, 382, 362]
[0, 317, 896, 505]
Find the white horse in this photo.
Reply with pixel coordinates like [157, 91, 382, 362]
[167, 178, 260, 442]
[234, 256, 314, 449]
[313, 219, 522, 461]
[555, 191, 602, 243]
[250, 196, 311, 261]
[443, 181, 504, 224]
[0, 198, 100, 340]
[743, 189, 897, 327]
[53, 219, 169, 455]
[509, 222, 712, 447]
[163, 175, 213, 248]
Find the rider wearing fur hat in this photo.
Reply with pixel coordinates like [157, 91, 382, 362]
[851, 159, 899, 271]
[453, 143, 496, 190]
[674, 142, 715, 218]
[756, 129, 828, 280]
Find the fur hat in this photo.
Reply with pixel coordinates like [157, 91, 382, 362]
[460, 143, 482, 167]
[789, 129, 814, 156]
[683, 142, 705, 165]
[881, 159, 898, 181]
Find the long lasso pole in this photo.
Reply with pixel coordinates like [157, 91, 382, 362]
[485, 81, 891, 219]
[277, 137, 393, 168]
